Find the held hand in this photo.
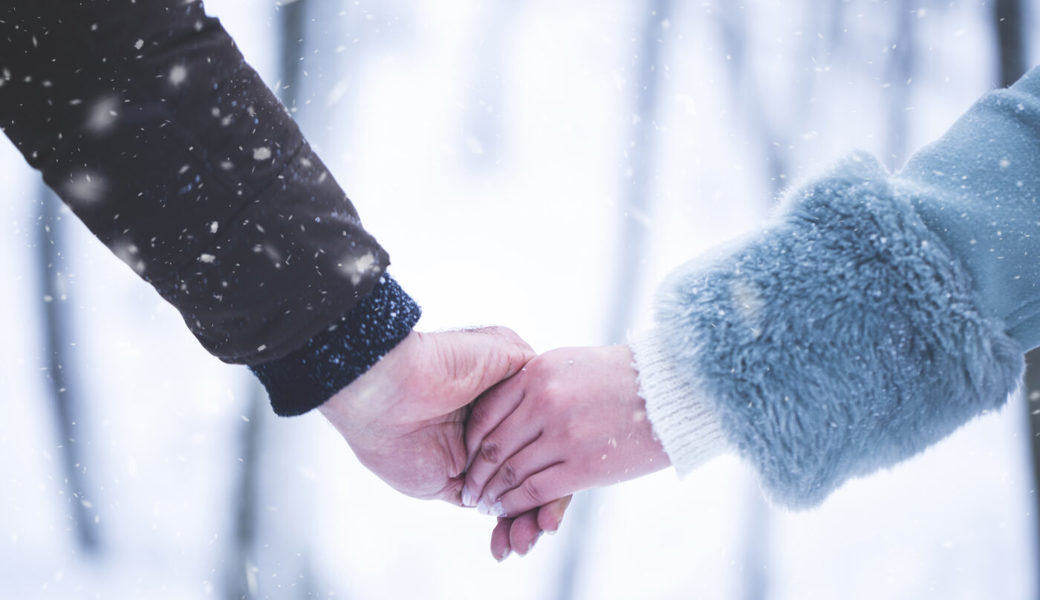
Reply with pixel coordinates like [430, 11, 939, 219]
[462, 345, 670, 520]
[489, 495, 571, 561]
[319, 327, 534, 504]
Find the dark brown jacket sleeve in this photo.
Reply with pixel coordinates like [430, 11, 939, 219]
[0, 0, 421, 414]
[1, 0, 401, 363]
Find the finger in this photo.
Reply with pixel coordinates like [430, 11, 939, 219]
[464, 375, 526, 469]
[476, 439, 559, 510]
[495, 465, 575, 518]
[508, 510, 542, 556]
[537, 495, 573, 533]
[490, 517, 513, 562]
[464, 414, 542, 510]
[463, 325, 536, 356]
[491, 497, 571, 561]
[452, 326, 536, 395]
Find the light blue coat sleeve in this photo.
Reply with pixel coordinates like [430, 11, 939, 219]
[902, 67, 1040, 348]
[641, 67, 1040, 509]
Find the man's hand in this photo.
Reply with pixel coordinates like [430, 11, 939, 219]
[462, 345, 670, 518]
[318, 327, 534, 504]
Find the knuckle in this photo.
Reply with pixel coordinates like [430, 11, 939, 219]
[486, 325, 512, 338]
[520, 478, 544, 506]
[541, 383, 563, 403]
[525, 355, 550, 377]
[490, 325, 522, 344]
[469, 325, 519, 347]
[539, 384, 570, 412]
[467, 404, 491, 430]
[501, 462, 518, 488]
[479, 441, 501, 464]
[561, 417, 588, 442]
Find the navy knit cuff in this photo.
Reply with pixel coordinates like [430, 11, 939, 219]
[249, 274, 422, 416]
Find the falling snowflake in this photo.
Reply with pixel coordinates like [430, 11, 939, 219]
[112, 239, 145, 274]
[85, 95, 120, 133]
[169, 65, 187, 86]
[253, 146, 272, 161]
[326, 79, 350, 107]
[64, 171, 107, 204]
[340, 252, 377, 285]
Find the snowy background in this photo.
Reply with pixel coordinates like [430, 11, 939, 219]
[1, 0, 1038, 598]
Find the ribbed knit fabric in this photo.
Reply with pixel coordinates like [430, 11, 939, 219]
[630, 328, 728, 476]
[250, 274, 421, 416]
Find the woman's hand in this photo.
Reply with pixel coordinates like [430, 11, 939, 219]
[462, 345, 670, 521]
[488, 495, 572, 561]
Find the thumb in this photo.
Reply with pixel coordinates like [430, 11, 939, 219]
[441, 326, 536, 398]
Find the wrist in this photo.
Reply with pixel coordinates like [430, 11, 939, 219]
[607, 344, 672, 480]
[629, 329, 728, 476]
[318, 330, 421, 436]
[250, 274, 421, 416]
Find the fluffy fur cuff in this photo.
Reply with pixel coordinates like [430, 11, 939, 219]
[648, 153, 1022, 508]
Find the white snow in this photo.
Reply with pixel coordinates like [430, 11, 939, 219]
[0, 1, 1037, 599]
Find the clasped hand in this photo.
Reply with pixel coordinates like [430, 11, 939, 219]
[319, 329, 668, 561]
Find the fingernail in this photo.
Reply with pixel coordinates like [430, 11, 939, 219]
[546, 529, 557, 536]
[461, 486, 474, 507]
[477, 500, 491, 516]
[525, 532, 543, 555]
[495, 549, 511, 563]
[490, 501, 505, 517]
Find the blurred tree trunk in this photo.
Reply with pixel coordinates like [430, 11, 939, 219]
[35, 186, 100, 554]
[223, 3, 309, 599]
[224, 383, 265, 600]
[462, 2, 522, 170]
[716, 2, 788, 199]
[278, 0, 308, 113]
[882, 0, 914, 171]
[552, 2, 671, 599]
[825, 0, 846, 54]
[993, 0, 1039, 592]
[712, 0, 838, 594]
[712, 4, 786, 598]
[604, 0, 671, 348]
[995, 0, 1026, 90]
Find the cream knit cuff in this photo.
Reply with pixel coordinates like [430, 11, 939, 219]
[630, 328, 729, 476]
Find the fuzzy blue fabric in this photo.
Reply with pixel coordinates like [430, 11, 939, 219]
[655, 152, 1024, 508]
[902, 66, 1040, 349]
